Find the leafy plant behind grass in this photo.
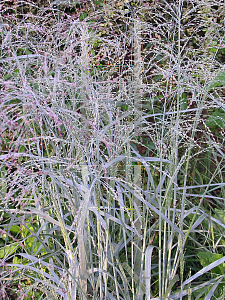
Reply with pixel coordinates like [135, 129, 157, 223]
[0, 0, 225, 299]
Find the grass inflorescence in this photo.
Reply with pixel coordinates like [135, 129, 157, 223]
[0, 0, 225, 299]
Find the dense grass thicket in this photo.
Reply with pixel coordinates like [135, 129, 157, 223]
[0, 0, 225, 299]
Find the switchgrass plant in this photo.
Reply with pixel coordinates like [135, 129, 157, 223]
[0, 0, 225, 299]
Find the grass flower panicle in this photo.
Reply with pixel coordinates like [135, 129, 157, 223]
[0, 0, 225, 299]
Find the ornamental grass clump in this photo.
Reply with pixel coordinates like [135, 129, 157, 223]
[0, 0, 225, 299]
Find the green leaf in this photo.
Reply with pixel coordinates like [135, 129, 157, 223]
[205, 109, 225, 129]
[181, 93, 187, 110]
[13, 256, 21, 264]
[153, 75, 163, 83]
[214, 209, 225, 224]
[0, 244, 19, 258]
[10, 225, 20, 234]
[146, 43, 153, 49]
[21, 225, 47, 255]
[19, 145, 26, 153]
[197, 252, 224, 276]
[208, 70, 225, 89]
[130, 141, 138, 152]
[3, 74, 12, 80]
[155, 54, 163, 62]
[94, 0, 104, 6]
[122, 262, 146, 293]
[121, 104, 128, 111]
[163, 275, 179, 300]
[17, 48, 32, 56]
[79, 12, 88, 21]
